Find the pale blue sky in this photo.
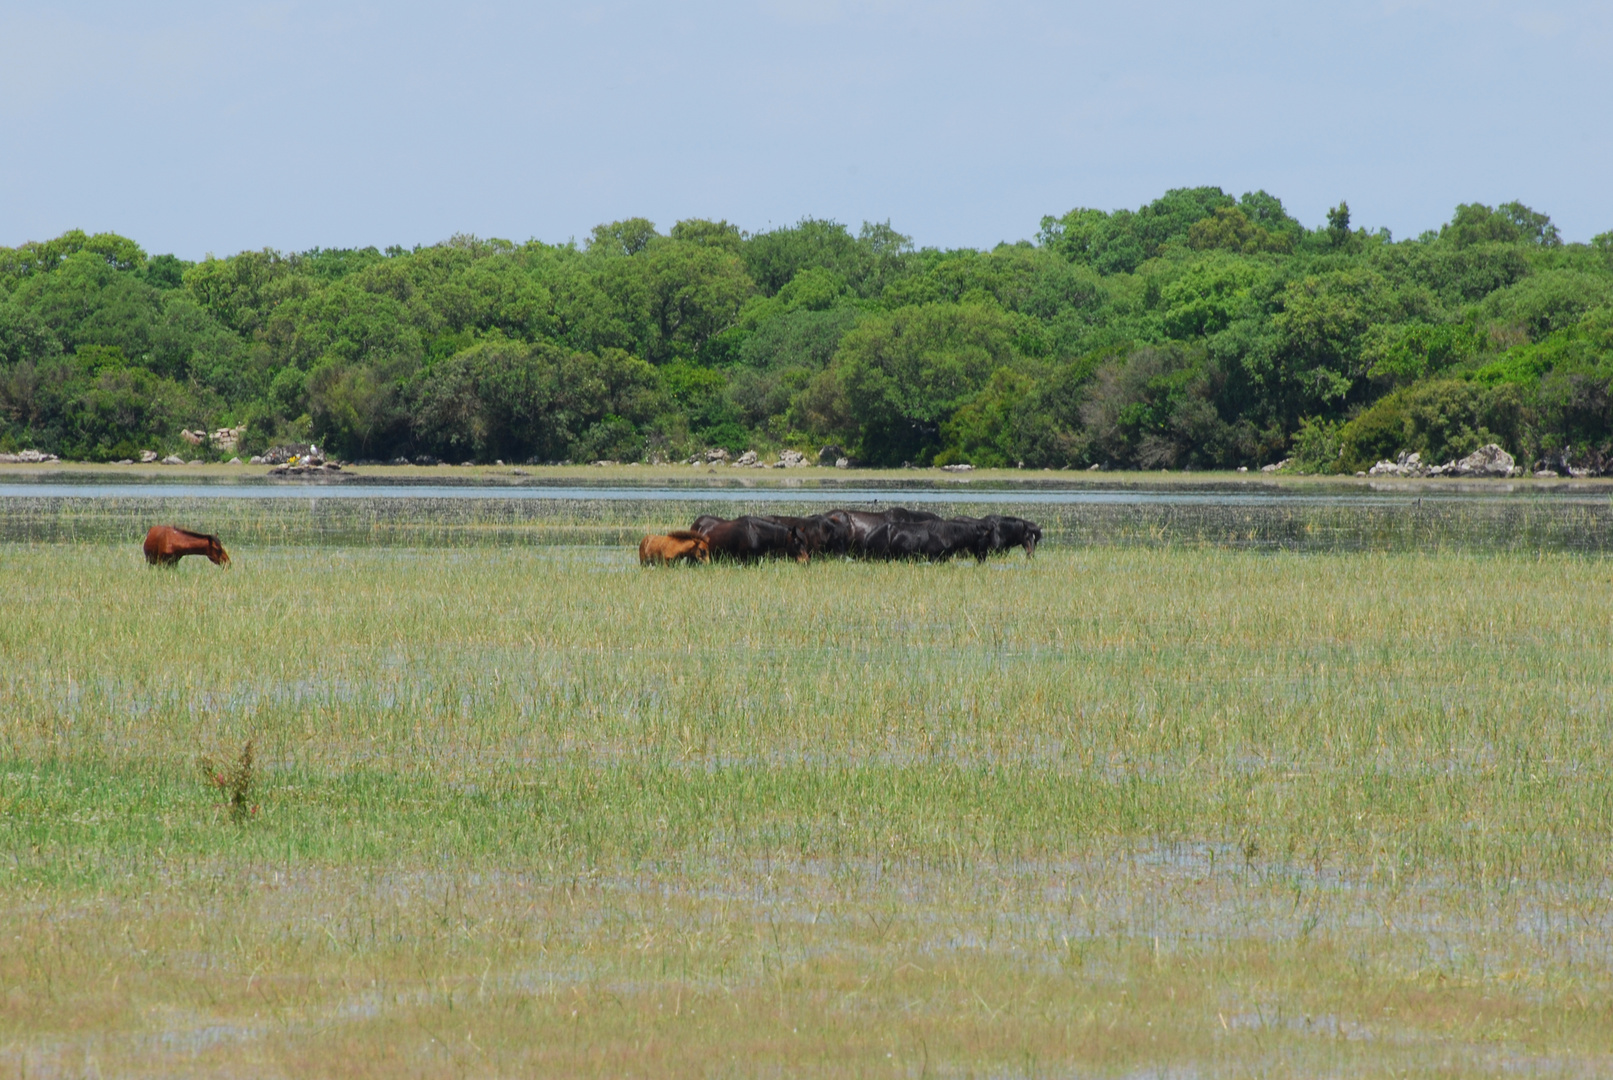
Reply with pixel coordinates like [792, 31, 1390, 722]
[2, 1, 1609, 257]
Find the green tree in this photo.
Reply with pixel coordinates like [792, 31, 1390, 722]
[587, 218, 659, 257]
[828, 301, 1021, 464]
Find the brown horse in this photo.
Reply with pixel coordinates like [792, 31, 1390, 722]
[638, 530, 710, 566]
[143, 526, 230, 567]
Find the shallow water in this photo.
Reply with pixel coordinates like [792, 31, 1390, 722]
[5, 479, 1613, 552]
[0, 480, 1605, 506]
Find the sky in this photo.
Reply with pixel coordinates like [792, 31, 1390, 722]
[2, 1, 1610, 259]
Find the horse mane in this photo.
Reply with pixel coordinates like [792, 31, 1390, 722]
[664, 530, 707, 542]
[169, 526, 220, 543]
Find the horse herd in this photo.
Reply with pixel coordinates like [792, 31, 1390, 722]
[638, 508, 1043, 566]
[140, 509, 1043, 570]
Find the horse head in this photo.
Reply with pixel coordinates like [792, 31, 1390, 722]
[788, 525, 810, 564]
[1023, 521, 1042, 557]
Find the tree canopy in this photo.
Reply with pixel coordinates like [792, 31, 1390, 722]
[4, 189, 1613, 471]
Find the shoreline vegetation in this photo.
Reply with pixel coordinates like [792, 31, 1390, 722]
[5, 188, 1613, 475]
[8, 457, 1613, 488]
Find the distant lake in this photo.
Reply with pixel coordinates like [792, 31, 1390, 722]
[0, 480, 1601, 507]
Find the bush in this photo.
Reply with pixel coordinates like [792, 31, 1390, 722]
[1289, 416, 1345, 473]
[1339, 379, 1523, 470]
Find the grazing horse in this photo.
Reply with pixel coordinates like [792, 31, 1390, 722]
[639, 530, 710, 566]
[143, 526, 230, 567]
[864, 518, 993, 562]
[756, 513, 851, 556]
[698, 516, 809, 563]
[825, 509, 890, 555]
[827, 507, 944, 557]
[689, 514, 727, 536]
[983, 515, 1042, 557]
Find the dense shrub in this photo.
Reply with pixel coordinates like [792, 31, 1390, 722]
[1339, 380, 1524, 470]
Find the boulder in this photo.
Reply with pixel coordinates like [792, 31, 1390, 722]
[262, 444, 312, 465]
[1368, 451, 1431, 478]
[941, 463, 974, 472]
[0, 449, 60, 463]
[835, 457, 850, 469]
[817, 445, 845, 467]
[227, 456, 242, 464]
[778, 448, 807, 468]
[249, 455, 265, 465]
[116, 459, 134, 465]
[1450, 443, 1514, 477]
[1261, 458, 1292, 474]
[734, 450, 759, 467]
[705, 447, 731, 463]
[180, 429, 205, 446]
[161, 455, 186, 465]
[140, 450, 159, 463]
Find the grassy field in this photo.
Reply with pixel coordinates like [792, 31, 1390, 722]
[3, 534, 1613, 1076]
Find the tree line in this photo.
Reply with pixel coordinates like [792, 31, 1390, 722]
[3, 188, 1612, 472]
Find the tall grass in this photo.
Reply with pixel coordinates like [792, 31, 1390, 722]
[3, 540, 1612, 1075]
[9, 488, 1613, 550]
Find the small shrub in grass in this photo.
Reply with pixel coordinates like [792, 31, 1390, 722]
[198, 739, 257, 824]
[1289, 416, 1345, 473]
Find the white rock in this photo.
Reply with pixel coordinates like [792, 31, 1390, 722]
[1451, 443, 1514, 478]
[140, 450, 159, 463]
[227, 457, 243, 464]
[941, 463, 974, 472]
[734, 450, 758, 467]
[834, 457, 850, 469]
[161, 455, 186, 465]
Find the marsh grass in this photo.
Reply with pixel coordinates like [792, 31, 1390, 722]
[3, 539, 1613, 1075]
[9, 487, 1613, 552]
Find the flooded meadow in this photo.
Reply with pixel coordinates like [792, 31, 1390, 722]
[2, 480, 1611, 1076]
